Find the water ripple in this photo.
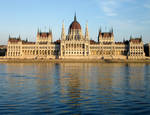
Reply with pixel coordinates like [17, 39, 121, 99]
[0, 63, 150, 114]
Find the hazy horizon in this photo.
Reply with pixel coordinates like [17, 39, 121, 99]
[0, 0, 150, 45]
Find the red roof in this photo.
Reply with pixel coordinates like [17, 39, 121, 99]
[22, 41, 35, 45]
[101, 32, 113, 38]
[8, 38, 21, 42]
[130, 38, 142, 43]
[38, 32, 52, 37]
[69, 21, 81, 30]
[90, 40, 98, 44]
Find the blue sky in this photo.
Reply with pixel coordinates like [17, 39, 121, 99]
[0, 0, 150, 44]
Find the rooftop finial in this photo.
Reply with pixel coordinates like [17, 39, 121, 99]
[38, 28, 40, 33]
[111, 27, 113, 33]
[99, 26, 102, 33]
[49, 27, 51, 33]
[130, 35, 132, 39]
[74, 12, 77, 21]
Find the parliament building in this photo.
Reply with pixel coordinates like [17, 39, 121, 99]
[6, 15, 145, 59]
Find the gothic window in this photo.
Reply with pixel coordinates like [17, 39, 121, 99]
[82, 44, 84, 48]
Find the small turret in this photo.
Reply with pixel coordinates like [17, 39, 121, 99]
[110, 27, 114, 36]
[85, 22, 89, 41]
[61, 21, 66, 41]
[98, 27, 102, 43]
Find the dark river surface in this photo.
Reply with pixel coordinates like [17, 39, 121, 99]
[0, 63, 150, 115]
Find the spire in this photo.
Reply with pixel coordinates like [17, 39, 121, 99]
[26, 38, 28, 42]
[130, 35, 132, 39]
[110, 27, 113, 33]
[49, 28, 52, 33]
[99, 27, 102, 33]
[110, 27, 114, 37]
[38, 28, 40, 33]
[85, 22, 89, 40]
[123, 37, 125, 42]
[19, 34, 21, 39]
[98, 27, 102, 37]
[74, 12, 77, 21]
[61, 21, 66, 40]
[98, 27, 102, 43]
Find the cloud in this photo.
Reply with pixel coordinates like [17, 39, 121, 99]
[144, 4, 150, 9]
[97, 0, 119, 16]
[96, 0, 138, 17]
[102, 6, 117, 16]
[141, 20, 150, 24]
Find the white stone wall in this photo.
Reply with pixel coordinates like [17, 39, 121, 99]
[7, 41, 22, 58]
[7, 41, 59, 59]
[128, 41, 145, 59]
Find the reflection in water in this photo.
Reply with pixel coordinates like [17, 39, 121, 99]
[0, 63, 150, 114]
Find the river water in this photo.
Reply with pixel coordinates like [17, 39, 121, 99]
[0, 63, 150, 115]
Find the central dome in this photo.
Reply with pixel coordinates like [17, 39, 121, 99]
[69, 14, 81, 30]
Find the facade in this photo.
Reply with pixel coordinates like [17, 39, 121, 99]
[7, 32, 60, 59]
[128, 37, 145, 59]
[6, 15, 145, 59]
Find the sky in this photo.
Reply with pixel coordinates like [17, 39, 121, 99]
[0, 0, 150, 45]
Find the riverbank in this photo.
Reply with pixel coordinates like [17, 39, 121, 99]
[1, 58, 150, 63]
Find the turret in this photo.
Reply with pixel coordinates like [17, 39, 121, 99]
[110, 27, 114, 36]
[85, 22, 89, 41]
[36, 28, 52, 44]
[61, 21, 66, 41]
[98, 28, 102, 43]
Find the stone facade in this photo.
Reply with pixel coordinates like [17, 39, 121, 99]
[6, 15, 145, 59]
[7, 34, 60, 59]
[128, 37, 145, 59]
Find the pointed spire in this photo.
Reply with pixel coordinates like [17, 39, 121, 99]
[74, 12, 77, 21]
[130, 35, 132, 39]
[110, 27, 113, 33]
[9, 34, 10, 39]
[26, 38, 28, 42]
[50, 29, 52, 35]
[38, 28, 41, 34]
[85, 21, 89, 40]
[19, 34, 21, 39]
[38, 28, 40, 33]
[98, 27, 102, 37]
[62, 20, 65, 29]
[49, 28, 52, 33]
[86, 21, 88, 30]
[123, 37, 125, 42]
[98, 27, 102, 43]
[61, 21, 66, 40]
[99, 27, 102, 33]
